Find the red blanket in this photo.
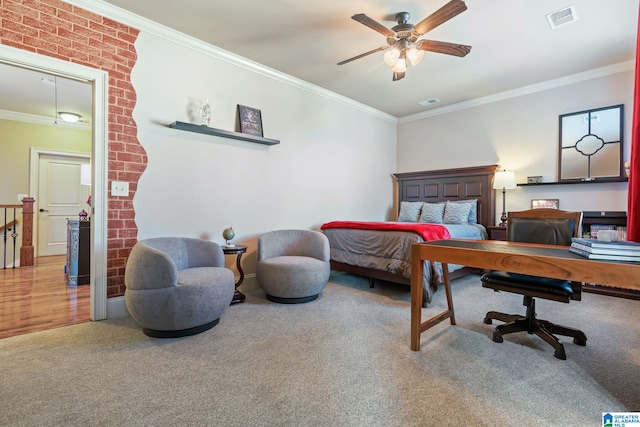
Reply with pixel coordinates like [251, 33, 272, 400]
[321, 221, 451, 241]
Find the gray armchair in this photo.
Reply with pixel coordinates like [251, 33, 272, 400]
[256, 229, 330, 303]
[125, 237, 235, 337]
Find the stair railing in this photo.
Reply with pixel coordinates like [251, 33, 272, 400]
[0, 197, 34, 268]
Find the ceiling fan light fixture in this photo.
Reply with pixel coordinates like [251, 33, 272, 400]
[392, 57, 407, 73]
[58, 112, 81, 123]
[338, 2, 471, 81]
[406, 47, 424, 66]
[383, 48, 401, 66]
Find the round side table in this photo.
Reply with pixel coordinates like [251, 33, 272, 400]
[222, 244, 247, 304]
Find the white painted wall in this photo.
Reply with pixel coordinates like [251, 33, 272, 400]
[129, 31, 632, 290]
[131, 32, 397, 280]
[397, 70, 633, 223]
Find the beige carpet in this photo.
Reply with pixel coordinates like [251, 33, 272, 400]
[1, 272, 638, 427]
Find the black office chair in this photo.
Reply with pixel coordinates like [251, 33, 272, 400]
[481, 208, 587, 360]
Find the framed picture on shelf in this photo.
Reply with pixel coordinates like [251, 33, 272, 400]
[531, 199, 559, 209]
[237, 105, 263, 137]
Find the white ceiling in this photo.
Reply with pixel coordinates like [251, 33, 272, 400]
[0, 63, 93, 126]
[96, 0, 640, 118]
[1, 0, 638, 121]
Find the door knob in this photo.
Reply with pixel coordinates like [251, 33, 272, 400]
[39, 208, 49, 212]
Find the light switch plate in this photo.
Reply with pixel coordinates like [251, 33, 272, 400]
[111, 181, 129, 197]
[17, 194, 28, 201]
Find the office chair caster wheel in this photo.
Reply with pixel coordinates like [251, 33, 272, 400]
[483, 318, 492, 325]
[492, 334, 503, 343]
[554, 350, 567, 360]
[573, 337, 587, 346]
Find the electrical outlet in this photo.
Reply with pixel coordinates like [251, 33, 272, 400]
[17, 194, 28, 201]
[111, 181, 129, 197]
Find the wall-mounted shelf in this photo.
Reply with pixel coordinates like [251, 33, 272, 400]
[169, 121, 280, 146]
[518, 177, 628, 187]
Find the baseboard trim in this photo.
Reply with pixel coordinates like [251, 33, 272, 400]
[239, 274, 258, 292]
[106, 296, 129, 319]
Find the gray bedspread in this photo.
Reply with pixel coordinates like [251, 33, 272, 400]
[323, 223, 487, 307]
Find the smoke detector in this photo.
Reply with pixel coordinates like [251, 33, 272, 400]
[546, 6, 577, 29]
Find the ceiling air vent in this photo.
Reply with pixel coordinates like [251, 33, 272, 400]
[419, 98, 440, 107]
[546, 6, 577, 29]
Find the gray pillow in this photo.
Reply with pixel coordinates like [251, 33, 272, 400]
[448, 199, 477, 224]
[443, 201, 473, 224]
[419, 202, 445, 223]
[398, 201, 422, 222]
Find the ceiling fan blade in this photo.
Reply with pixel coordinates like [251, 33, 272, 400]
[351, 13, 396, 37]
[416, 39, 471, 57]
[412, 0, 468, 37]
[337, 46, 389, 65]
[393, 71, 405, 81]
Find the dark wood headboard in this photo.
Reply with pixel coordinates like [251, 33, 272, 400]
[393, 165, 498, 228]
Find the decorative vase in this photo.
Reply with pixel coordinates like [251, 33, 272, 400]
[200, 99, 211, 126]
[223, 227, 235, 246]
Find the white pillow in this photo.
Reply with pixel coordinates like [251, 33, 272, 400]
[398, 201, 422, 222]
[443, 201, 473, 224]
[419, 202, 445, 224]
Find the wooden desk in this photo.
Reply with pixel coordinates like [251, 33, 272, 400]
[410, 239, 640, 350]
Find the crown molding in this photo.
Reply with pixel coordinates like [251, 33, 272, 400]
[398, 61, 635, 123]
[0, 109, 91, 130]
[61, 1, 633, 125]
[62, 0, 397, 124]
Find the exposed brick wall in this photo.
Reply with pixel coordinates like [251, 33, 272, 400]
[1, 0, 145, 297]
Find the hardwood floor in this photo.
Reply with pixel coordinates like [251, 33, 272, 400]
[0, 255, 90, 339]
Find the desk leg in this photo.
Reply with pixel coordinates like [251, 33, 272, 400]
[442, 265, 456, 326]
[410, 250, 424, 351]
[231, 252, 246, 304]
[411, 260, 457, 351]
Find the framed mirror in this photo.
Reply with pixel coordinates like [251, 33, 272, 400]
[558, 104, 624, 182]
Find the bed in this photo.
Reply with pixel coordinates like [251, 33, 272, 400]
[321, 165, 498, 307]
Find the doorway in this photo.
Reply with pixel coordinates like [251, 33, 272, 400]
[0, 45, 109, 321]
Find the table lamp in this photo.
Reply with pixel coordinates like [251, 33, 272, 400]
[493, 171, 517, 226]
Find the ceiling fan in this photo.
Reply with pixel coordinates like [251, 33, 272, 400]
[337, 0, 472, 81]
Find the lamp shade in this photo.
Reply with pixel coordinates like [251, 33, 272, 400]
[383, 48, 400, 66]
[406, 47, 424, 66]
[80, 163, 91, 186]
[493, 171, 516, 189]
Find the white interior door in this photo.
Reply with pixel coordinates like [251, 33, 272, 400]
[37, 154, 90, 256]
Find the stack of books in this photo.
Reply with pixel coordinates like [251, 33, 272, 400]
[569, 237, 640, 262]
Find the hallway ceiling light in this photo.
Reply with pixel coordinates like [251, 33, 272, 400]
[49, 75, 82, 124]
[58, 112, 81, 123]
